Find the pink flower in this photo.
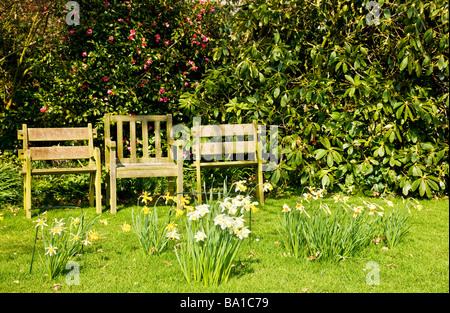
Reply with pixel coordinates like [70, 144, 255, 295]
[201, 9, 205, 13]
[156, 35, 160, 42]
[118, 18, 123, 22]
[107, 89, 113, 94]
[205, 58, 209, 62]
[184, 82, 188, 86]
[159, 88, 165, 94]
[197, 14, 202, 19]
[211, 8, 215, 12]
[103, 76, 108, 82]
[146, 59, 152, 65]
[82, 85, 87, 89]
[87, 29, 92, 34]
[40, 106, 48, 113]
[130, 29, 136, 35]
[129, 35, 134, 40]
[143, 65, 147, 69]
[82, 52, 87, 57]
[165, 40, 170, 45]
[104, 1, 110, 6]
[142, 43, 147, 47]
[69, 30, 75, 35]
[62, 36, 67, 41]
[83, 64, 88, 68]
[103, 97, 108, 101]
[137, 50, 141, 55]
[165, 22, 169, 27]
[109, 36, 114, 41]
[193, 66, 198, 70]
[188, 60, 194, 66]
[57, 20, 62, 24]
[131, 59, 136, 64]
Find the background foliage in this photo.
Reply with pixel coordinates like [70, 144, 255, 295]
[0, 0, 448, 200]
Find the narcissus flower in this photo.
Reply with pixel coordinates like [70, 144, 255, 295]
[34, 217, 47, 229]
[282, 203, 291, 213]
[194, 231, 207, 242]
[45, 246, 57, 256]
[121, 223, 131, 232]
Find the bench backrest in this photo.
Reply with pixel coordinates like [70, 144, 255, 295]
[191, 120, 260, 162]
[104, 114, 174, 164]
[17, 124, 96, 161]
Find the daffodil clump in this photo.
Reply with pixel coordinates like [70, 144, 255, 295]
[32, 211, 100, 280]
[175, 182, 258, 286]
[279, 187, 415, 261]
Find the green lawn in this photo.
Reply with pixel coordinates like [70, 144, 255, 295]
[0, 196, 448, 293]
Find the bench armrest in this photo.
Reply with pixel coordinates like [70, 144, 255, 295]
[105, 139, 116, 149]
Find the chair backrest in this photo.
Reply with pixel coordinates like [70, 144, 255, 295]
[17, 124, 96, 161]
[104, 114, 174, 164]
[191, 120, 259, 163]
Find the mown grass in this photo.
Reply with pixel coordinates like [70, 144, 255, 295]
[0, 196, 448, 293]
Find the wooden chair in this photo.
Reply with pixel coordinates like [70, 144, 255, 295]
[104, 114, 183, 213]
[17, 124, 102, 219]
[191, 119, 265, 205]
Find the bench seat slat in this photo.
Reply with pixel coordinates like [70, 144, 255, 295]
[20, 167, 96, 175]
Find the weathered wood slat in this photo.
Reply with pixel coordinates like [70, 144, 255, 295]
[20, 167, 97, 175]
[117, 120, 123, 160]
[130, 121, 137, 160]
[196, 124, 255, 137]
[30, 146, 90, 160]
[193, 141, 257, 156]
[155, 121, 161, 159]
[109, 115, 169, 122]
[28, 128, 90, 141]
[116, 157, 171, 164]
[142, 120, 149, 159]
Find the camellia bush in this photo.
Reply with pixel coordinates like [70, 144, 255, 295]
[178, 0, 449, 198]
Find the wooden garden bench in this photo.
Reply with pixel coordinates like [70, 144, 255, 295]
[17, 124, 102, 219]
[191, 119, 265, 205]
[104, 114, 183, 213]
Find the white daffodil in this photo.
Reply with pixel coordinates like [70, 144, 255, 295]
[234, 215, 246, 229]
[34, 217, 47, 229]
[194, 231, 207, 242]
[45, 245, 57, 256]
[187, 210, 200, 221]
[236, 227, 251, 240]
[235, 180, 247, 192]
[263, 182, 273, 192]
[166, 229, 180, 240]
[282, 203, 291, 213]
[196, 204, 210, 217]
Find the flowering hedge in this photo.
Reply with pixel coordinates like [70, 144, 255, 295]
[6, 0, 223, 132]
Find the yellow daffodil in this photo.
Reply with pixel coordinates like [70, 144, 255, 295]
[263, 182, 273, 192]
[175, 208, 184, 217]
[140, 191, 153, 205]
[164, 192, 174, 204]
[235, 180, 247, 192]
[99, 219, 108, 225]
[88, 231, 99, 241]
[141, 206, 151, 215]
[166, 222, 177, 231]
[121, 223, 131, 232]
[72, 217, 80, 226]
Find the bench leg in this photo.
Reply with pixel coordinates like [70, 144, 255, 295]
[110, 168, 117, 214]
[177, 174, 183, 210]
[89, 173, 95, 208]
[257, 163, 264, 205]
[105, 171, 110, 207]
[95, 171, 102, 214]
[196, 165, 202, 205]
[168, 177, 175, 195]
[23, 173, 32, 219]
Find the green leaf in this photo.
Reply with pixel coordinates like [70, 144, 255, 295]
[400, 56, 408, 71]
[273, 87, 280, 99]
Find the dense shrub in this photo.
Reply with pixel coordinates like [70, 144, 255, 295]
[179, 0, 449, 197]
